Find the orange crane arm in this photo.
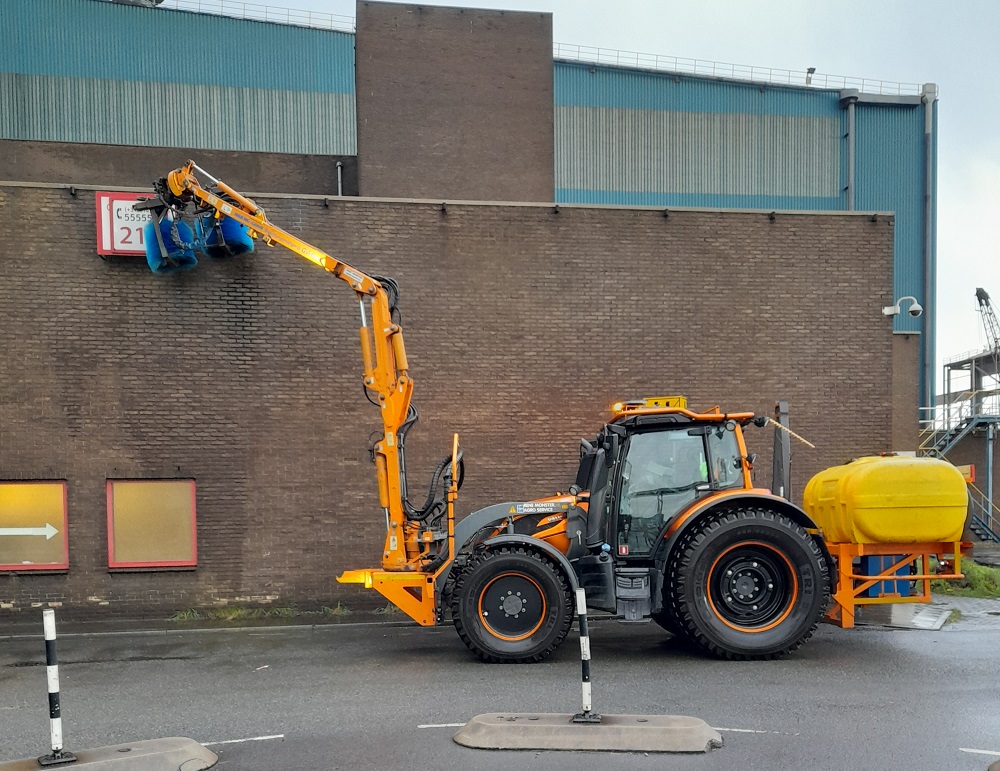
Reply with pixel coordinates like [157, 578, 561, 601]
[151, 161, 416, 570]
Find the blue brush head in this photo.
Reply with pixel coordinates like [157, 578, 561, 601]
[145, 219, 198, 274]
[203, 215, 255, 259]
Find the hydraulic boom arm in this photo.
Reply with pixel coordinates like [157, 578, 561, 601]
[139, 161, 454, 577]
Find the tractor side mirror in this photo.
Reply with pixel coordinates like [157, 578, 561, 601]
[601, 426, 624, 466]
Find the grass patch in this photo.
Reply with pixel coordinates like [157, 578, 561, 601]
[168, 606, 300, 622]
[932, 559, 1000, 598]
[169, 608, 203, 622]
[167, 601, 396, 622]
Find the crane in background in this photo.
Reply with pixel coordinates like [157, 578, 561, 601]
[976, 287, 1000, 383]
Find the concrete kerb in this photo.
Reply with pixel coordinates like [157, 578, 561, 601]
[0, 738, 218, 771]
[453, 590, 723, 754]
[453, 713, 723, 753]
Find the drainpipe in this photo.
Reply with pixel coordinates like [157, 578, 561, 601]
[337, 161, 344, 196]
[922, 83, 938, 416]
[844, 93, 858, 210]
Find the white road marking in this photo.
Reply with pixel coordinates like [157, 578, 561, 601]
[712, 727, 770, 734]
[202, 734, 285, 746]
[417, 723, 792, 735]
[959, 748, 1000, 757]
[713, 727, 799, 736]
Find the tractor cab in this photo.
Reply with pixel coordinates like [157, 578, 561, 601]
[573, 397, 762, 617]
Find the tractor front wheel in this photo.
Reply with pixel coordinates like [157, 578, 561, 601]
[666, 507, 829, 660]
[452, 546, 574, 663]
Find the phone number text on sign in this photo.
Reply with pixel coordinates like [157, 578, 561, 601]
[96, 192, 152, 256]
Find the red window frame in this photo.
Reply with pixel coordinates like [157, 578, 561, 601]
[106, 479, 198, 569]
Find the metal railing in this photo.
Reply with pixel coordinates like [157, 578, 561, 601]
[552, 43, 924, 96]
[945, 346, 994, 365]
[107, 1, 923, 96]
[157, 0, 355, 31]
[968, 483, 1000, 542]
[921, 388, 1000, 438]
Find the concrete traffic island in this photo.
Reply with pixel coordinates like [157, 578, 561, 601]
[454, 591, 723, 754]
[0, 738, 218, 771]
[453, 713, 723, 753]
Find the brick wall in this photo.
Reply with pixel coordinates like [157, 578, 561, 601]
[891, 332, 921, 451]
[355, 2, 554, 201]
[0, 140, 358, 196]
[0, 184, 895, 618]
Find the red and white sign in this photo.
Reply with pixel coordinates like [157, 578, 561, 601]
[95, 192, 152, 256]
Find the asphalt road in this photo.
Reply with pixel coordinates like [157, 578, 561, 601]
[1, 618, 999, 770]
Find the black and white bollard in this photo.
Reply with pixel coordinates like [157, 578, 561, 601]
[571, 588, 601, 724]
[38, 609, 77, 766]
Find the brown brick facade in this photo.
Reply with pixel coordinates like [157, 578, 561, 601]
[0, 184, 895, 618]
[355, 2, 555, 202]
[0, 140, 358, 196]
[891, 332, 921, 451]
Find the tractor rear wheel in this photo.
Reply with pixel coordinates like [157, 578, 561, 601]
[452, 546, 574, 663]
[666, 507, 829, 660]
[650, 608, 688, 639]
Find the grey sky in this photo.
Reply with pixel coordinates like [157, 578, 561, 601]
[230, 0, 1000, 377]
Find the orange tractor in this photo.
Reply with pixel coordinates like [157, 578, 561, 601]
[138, 162, 969, 663]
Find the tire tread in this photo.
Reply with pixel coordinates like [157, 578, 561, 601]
[452, 546, 574, 664]
[665, 507, 830, 661]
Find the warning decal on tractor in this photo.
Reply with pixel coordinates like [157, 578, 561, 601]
[508, 502, 570, 515]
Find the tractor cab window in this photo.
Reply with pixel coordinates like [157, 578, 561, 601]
[708, 426, 744, 489]
[617, 430, 707, 556]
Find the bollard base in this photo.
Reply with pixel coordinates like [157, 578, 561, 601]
[454, 713, 723, 753]
[37, 752, 77, 767]
[0, 738, 216, 771]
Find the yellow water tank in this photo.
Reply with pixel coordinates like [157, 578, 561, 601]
[802, 456, 968, 544]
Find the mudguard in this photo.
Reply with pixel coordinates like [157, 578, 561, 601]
[435, 503, 581, 595]
[478, 534, 580, 592]
[655, 491, 834, 593]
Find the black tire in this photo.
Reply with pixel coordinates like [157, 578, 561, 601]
[452, 546, 574, 663]
[665, 507, 830, 660]
[650, 608, 688, 639]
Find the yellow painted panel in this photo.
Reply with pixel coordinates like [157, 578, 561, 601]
[0, 482, 68, 569]
[109, 481, 196, 566]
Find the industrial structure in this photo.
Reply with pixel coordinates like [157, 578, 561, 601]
[0, 0, 943, 617]
[924, 288, 1000, 542]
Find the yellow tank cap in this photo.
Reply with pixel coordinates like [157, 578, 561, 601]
[803, 455, 968, 544]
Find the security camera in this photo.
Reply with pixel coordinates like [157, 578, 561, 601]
[881, 296, 923, 318]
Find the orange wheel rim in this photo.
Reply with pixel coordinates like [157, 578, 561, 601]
[477, 571, 547, 642]
[705, 541, 799, 633]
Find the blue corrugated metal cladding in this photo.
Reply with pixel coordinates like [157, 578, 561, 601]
[554, 61, 846, 209]
[554, 61, 934, 342]
[1, 0, 357, 154]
